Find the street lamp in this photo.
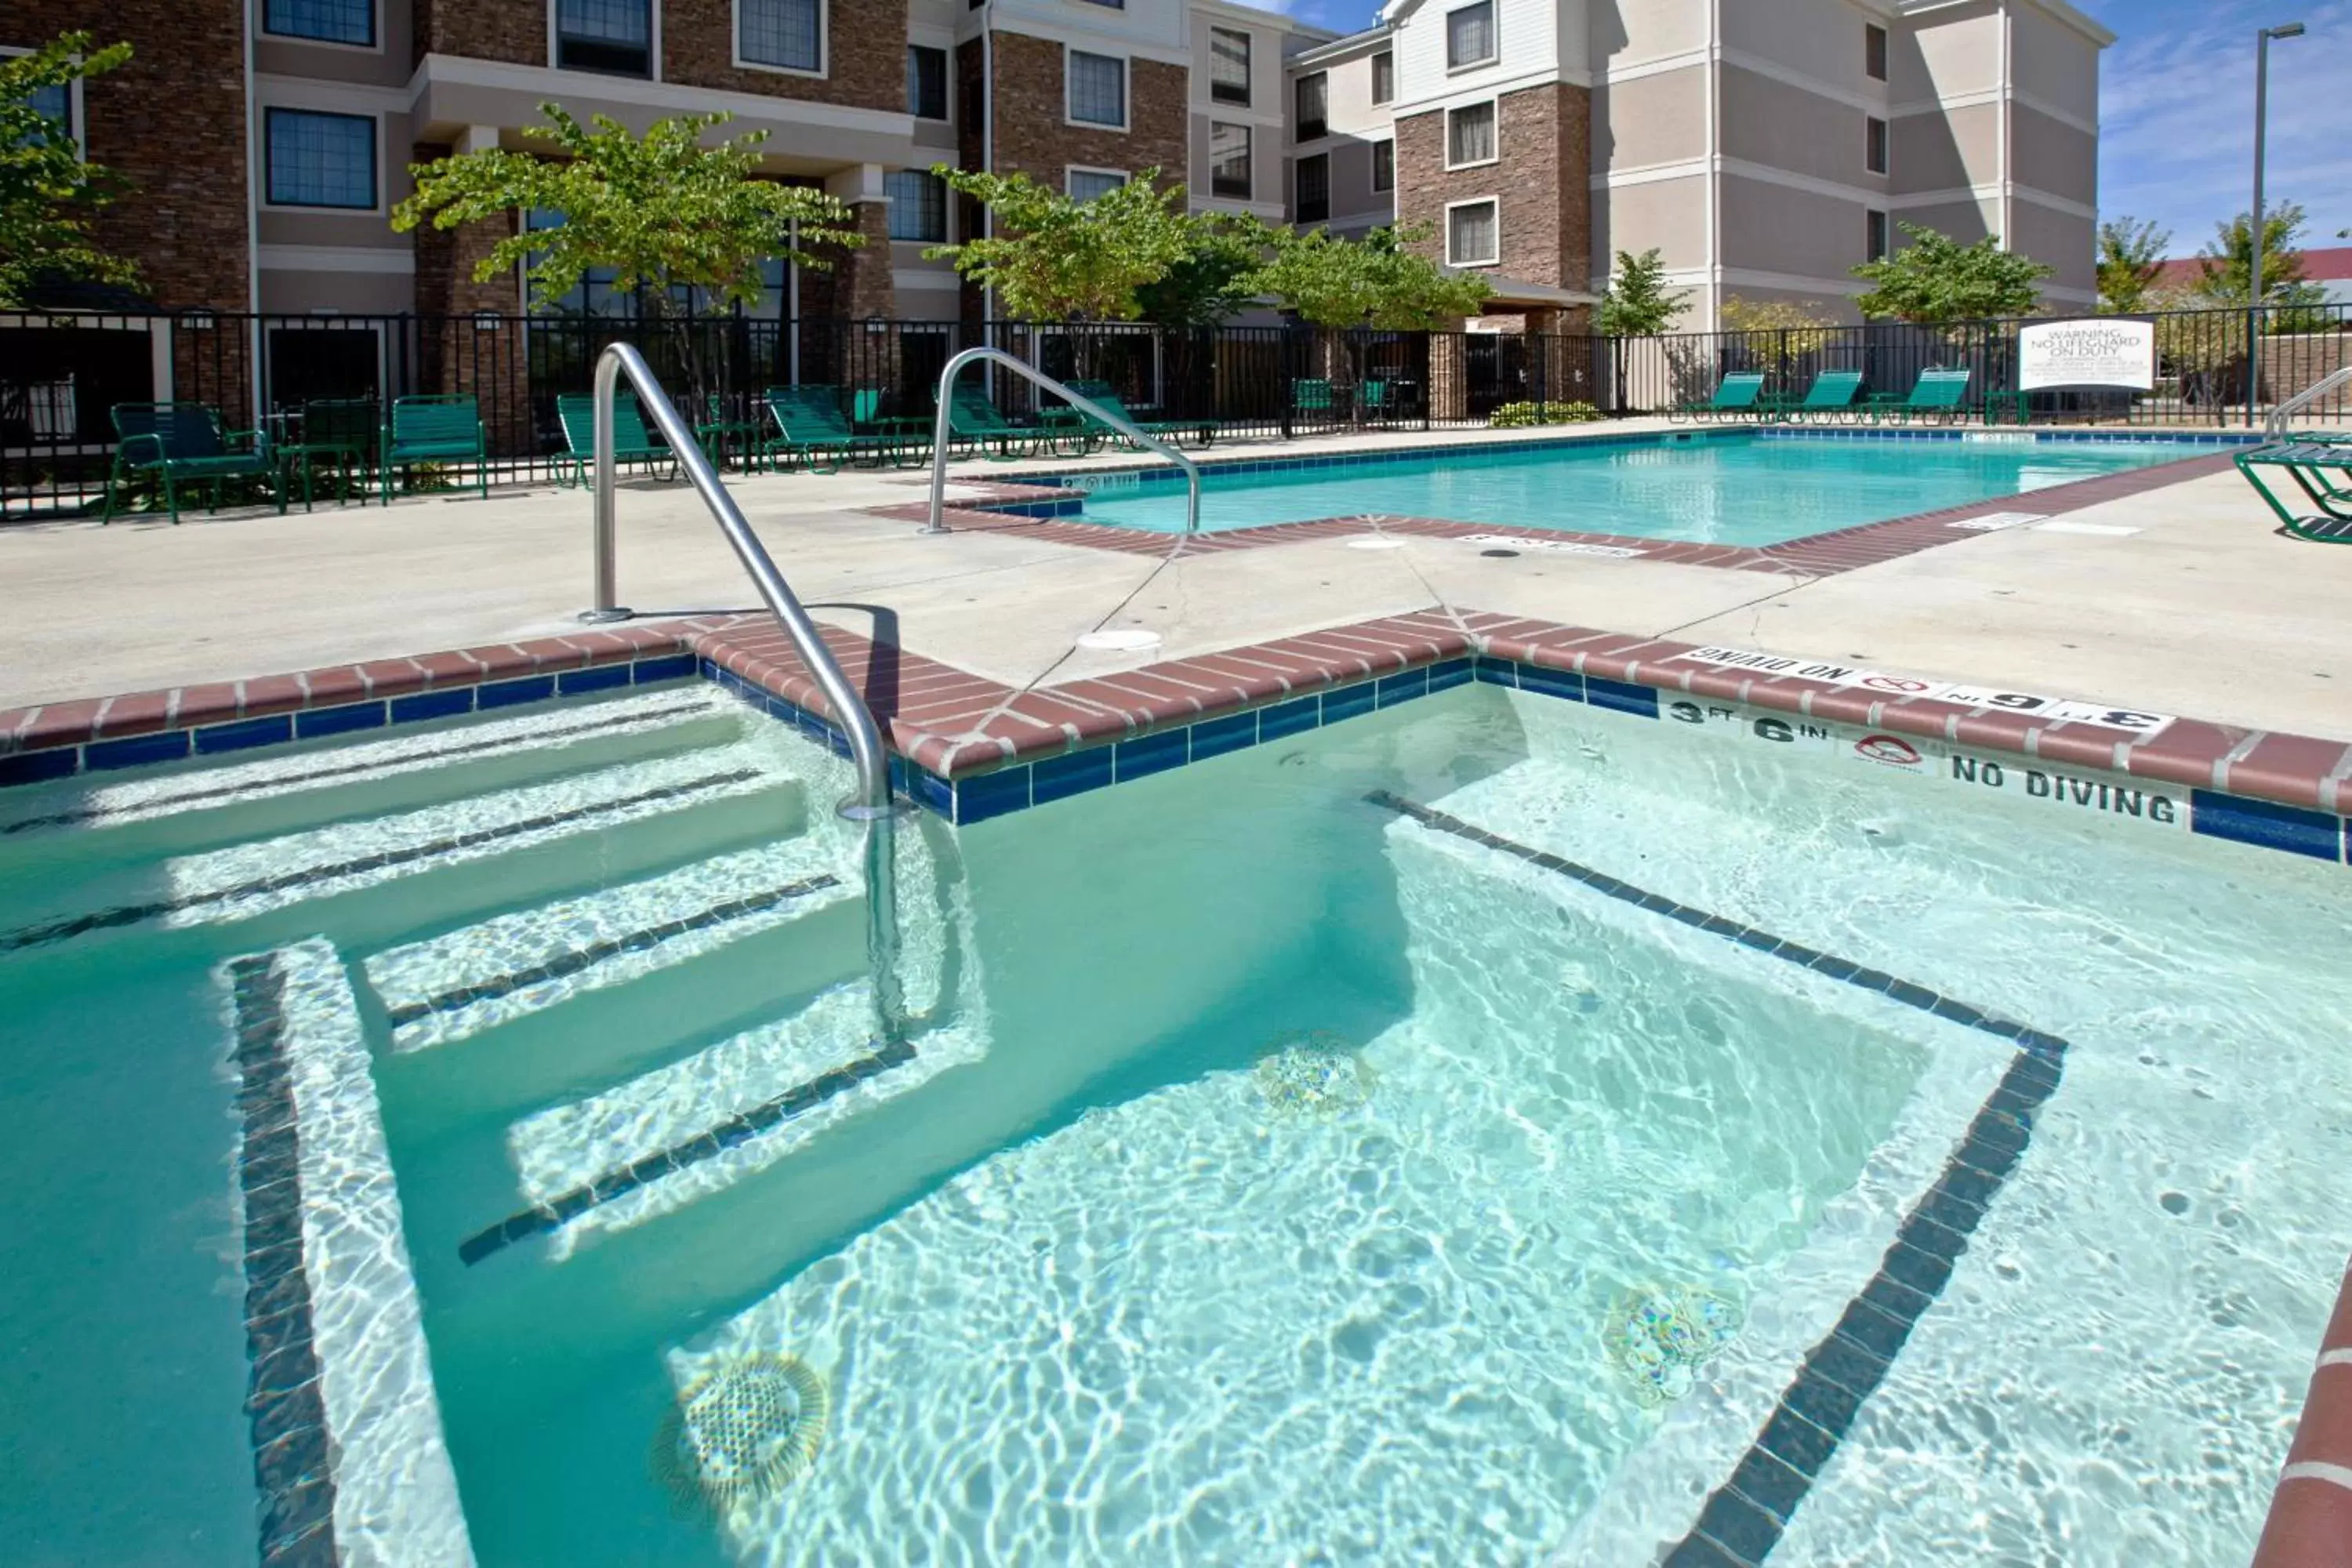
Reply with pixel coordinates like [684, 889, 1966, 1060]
[2250, 21, 2306, 424]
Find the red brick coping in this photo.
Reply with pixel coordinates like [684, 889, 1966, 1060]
[867, 449, 2240, 578]
[2253, 1260, 2352, 1568]
[5, 605, 2349, 821]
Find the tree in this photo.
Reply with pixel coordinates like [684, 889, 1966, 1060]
[1851, 222, 2054, 323]
[1135, 212, 1276, 328]
[2095, 216, 2170, 314]
[2194, 202, 2328, 308]
[393, 105, 859, 401]
[1250, 224, 1492, 328]
[0, 33, 140, 307]
[1594, 249, 1691, 337]
[1717, 296, 1840, 358]
[927, 166, 1196, 323]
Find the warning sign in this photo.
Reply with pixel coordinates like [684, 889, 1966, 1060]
[1670, 647, 2173, 736]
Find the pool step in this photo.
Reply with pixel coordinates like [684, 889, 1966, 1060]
[0, 688, 743, 856]
[0, 744, 804, 960]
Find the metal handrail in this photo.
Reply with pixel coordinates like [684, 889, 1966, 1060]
[2265, 365, 2352, 442]
[580, 343, 903, 1039]
[924, 345, 1202, 534]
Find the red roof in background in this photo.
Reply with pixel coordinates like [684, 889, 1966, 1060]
[2151, 245, 2352, 289]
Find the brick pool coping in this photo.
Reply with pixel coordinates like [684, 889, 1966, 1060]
[2253, 1261, 2352, 1568]
[867, 446, 2241, 578]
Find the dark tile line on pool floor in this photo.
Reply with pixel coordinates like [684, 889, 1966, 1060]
[1369, 792, 2070, 1568]
[227, 953, 343, 1568]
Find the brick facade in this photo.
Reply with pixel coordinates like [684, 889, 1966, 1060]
[989, 32, 1187, 194]
[409, 158, 532, 453]
[7, 0, 249, 311]
[662, 0, 902, 108]
[412, 0, 541, 68]
[1395, 82, 1591, 296]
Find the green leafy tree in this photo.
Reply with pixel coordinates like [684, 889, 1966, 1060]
[1250, 224, 1492, 328]
[1851, 222, 2054, 323]
[1717, 294, 1840, 354]
[394, 105, 860, 401]
[0, 33, 140, 307]
[2095, 216, 2170, 314]
[1594, 249, 1692, 337]
[2194, 203, 2329, 315]
[927, 165, 1196, 324]
[1135, 212, 1274, 328]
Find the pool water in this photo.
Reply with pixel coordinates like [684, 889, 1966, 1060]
[1065, 434, 2196, 541]
[2, 677, 2346, 1566]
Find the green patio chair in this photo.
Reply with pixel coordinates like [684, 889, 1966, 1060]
[1291, 378, 1342, 429]
[1672, 372, 1766, 423]
[1065, 380, 1218, 449]
[759, 385, 883, 473]
[2234, 442, 2352, 543]
[554, 392, 675, 488]
[1765, 369, 1864, 423]
[380, 394, 488, 502]
[281, 397, 379, 508]
[946, 383, 1047, 462]
[103, 402, 284, 524]
[1867, 367, 1974, 425]
[1359, 379, 1414, 426]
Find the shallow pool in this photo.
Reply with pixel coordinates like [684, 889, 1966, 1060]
[1062, 434, 2199, 542]
[0, 675, 2343, 1566]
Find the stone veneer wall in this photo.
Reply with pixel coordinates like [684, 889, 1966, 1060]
[1394, 82, 1591, 293]
[988, 31, 1186, 194]
[6, 0, 249, 312]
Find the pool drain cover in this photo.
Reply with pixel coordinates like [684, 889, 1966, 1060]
[654, 1352, 829, 1518]
[1608, 1287, 1742, 1407]
[1253, 1029, 1377, 1117]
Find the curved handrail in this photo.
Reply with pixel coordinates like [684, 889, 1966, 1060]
[2266, 365, 2352, 442]
[582, 343, 902, 1038]
[924, 345, 1202, 534]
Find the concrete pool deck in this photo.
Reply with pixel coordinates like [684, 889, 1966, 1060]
[2, 422, 2342, 747]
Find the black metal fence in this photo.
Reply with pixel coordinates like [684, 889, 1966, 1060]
[5, 303, 2344, 519]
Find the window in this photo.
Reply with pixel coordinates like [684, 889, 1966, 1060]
[265, 0, 376, 47]
[557, 0, 652, 76]
[1447, 101, 1496, 167]
[1867, 209, 1889, 262]
[886, 169, 945, 241]
[1370, 50, 1395, 105]
[739, 0, 821, 74]
[1372, 137, 1394, 193]
[1068, 49, 1126, 128]
[1865, 23, 1888, 82]
[1210, 26, 1250, 107]
[24, 80, 73, 145]
[1295, 71, 1327, 141]
[1447, 2, 1497, 70]
[1068, 169, 1127, 202]
[264, 108, 376, 209]
[1210, 123, 1250, 200]
[907, 44, 946, 118]
[1447, 198, 1498, 266]
[1296, 153, 1329, 224]
[1865, 114, 1888, 175]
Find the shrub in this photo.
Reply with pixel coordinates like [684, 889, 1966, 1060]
[1489, 401, 1602, 428]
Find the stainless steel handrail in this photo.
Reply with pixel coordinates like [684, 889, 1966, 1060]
[580, 343, 903, 1039]
[2265, 365, 2352, 442]
[924, 345, 1202, 534]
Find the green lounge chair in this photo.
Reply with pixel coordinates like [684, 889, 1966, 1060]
[759, 385, 885, 473]
[280, 397, 378, 507]
[380, 394, 488, 502]
[1867, 367, 1973, 424]
[946, 383, 1046, 462]
[1673, 372, 1766, 423]
[555, 391, 675, 488]
[2234, 442, 2352, 543]
[1764, 369, 1864, 423]
[103, 402, 284, 524]
[1291, 378, 1342, 429]
[1065, 380, 1217, 449]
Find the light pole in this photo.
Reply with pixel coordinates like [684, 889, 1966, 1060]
[2250, 21, 2306, 426]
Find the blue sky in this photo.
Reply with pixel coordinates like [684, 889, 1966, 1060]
[1265, 0, 2352, 259]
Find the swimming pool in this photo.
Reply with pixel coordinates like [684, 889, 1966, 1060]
[2, 671, 2345, 1566]
[1054, 433, 2206, 542]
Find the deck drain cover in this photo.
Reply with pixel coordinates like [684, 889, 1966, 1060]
[655, 1352, 829, 1518]
[1479, 548, 1520, 558]
[1076, 629, 1162, 652]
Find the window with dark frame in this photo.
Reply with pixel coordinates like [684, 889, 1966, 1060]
[907, 44, 946, 118]
[739, 0, 822, 73]
[1210, 122, 1251, 199]
[557, 0, 654, 77]
[1867, 208, 1889, 261]
[265, 0, 376, 47]
[1866, 114, 1888, 174]
[1295, 71, 1327, 141]
[1069, 49, 1126, 127]
[885, 169, 945, 241]
[1296, 152, 1329, 223]
[1370, 50, 1394, 104]
[265, 107, 376, 209]
[1865, 23, 1888, 81]
[1210, 27, 1250, 106]
[1372, 138, 1394, 193]
[1447, 2, 1497, 69]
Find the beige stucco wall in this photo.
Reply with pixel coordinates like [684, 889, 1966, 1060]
[1719, 0, 1889, 91]
[1719, 172, 1871, 281]
[1587, 0, 1710, 67]
[1719, 64, 1886, 190]
[1892, 2, 2002, 103]
[1893, 100, 1998, 193]
[2009, 102, 2096, 205]
[2009, 2, 2102, 125]
[1593, 172, 1711, 275]
[1595, 66, 1708, 170]
[2008, 199, 2096, 297]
